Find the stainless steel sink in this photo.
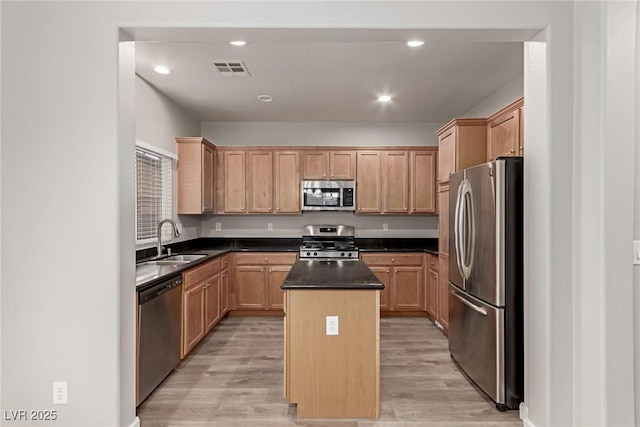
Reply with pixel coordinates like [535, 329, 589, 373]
[137, 254, 206, 267]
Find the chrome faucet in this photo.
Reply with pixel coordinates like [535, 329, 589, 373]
[156, 219, 180, 258]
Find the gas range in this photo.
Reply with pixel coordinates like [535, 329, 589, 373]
[299, 225, 359, 260]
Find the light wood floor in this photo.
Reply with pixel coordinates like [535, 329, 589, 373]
[137, 316, 522, 426]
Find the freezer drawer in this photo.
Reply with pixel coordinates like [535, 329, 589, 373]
[448, 283, 504, 405]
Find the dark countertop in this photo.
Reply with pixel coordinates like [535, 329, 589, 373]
[136, 237, 438, 290]
[281, 259, 384, 290]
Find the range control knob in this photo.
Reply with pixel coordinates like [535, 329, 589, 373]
[306, 252, 311, 256]
[341, 252, 345, 257]
[313, 252, 318, 256]
[347, 252, 352, 257]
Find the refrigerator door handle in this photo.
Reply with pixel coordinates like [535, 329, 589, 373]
[454, 181, 465, 279]
[450, 289, 488, 316]
[458, 180, 474, 280]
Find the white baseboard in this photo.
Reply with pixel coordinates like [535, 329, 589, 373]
[128, 416, 140, 427]
[520, 403, 536, 427]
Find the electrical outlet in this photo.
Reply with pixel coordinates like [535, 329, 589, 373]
[215, 222, 222, 231]
[326, 316, 339, 336]
[53, 382, 67, 405]
[267, 223, 273, 231]
[176, 223, 183, 234]
[382, 223, 389, 232]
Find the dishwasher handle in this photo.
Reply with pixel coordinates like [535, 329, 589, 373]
[138, 276, 183, 305]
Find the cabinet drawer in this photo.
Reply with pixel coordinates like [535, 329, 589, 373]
[183, 257, 221, 288]
[361, 253, 423, 266]
[427, 254, 439, 272]
[235, 252, 297, 265]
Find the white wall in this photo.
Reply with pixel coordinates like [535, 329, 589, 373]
[1, 2, 636, 427]
[136, 75, 200, 156]
[135, 75, 202, 243]
[201, 213, 438, 238]
[462, 74, 524, 117]
[201, 121, 442, 147]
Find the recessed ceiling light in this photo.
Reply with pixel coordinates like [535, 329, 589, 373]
[257, 94, 274, 103]
[378, 95, 392, 103]
[406, 40, 425, 47]
[230, 40, 247, 46]
[152, 65, 172, 75]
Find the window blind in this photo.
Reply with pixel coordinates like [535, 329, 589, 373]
[135, 147, 173, 244]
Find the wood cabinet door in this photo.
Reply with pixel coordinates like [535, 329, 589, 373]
[202, 143, 215, 213]
[410, 151, 436, 214]
[205, 274, 221, 332]
[329, 151, 356, 180]
[518, 106, 524, 156]
[224, 151, 246, 213]
[247, 151, 274, 213]
[235, 266, 267, 309]
[275, 151, 301, 213]
[383, 151, 409, 213]
[267, 265, 292, 309]
[356, 151, 382, 213]
[183, 282, 205, 356]
[220, 268, 229, 315]
[438, 127, 456, 182]
[302, 151, 328, 179]
[368, 266, 391, 311]
[392, 266, 423, 310]
[438, 255, 449, 331]
[438, 184, 450, 256]
[488, 108, 520, 160]
[426, 269, 438, 319]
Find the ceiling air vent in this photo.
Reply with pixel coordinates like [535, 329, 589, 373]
[211, 60, 251, 77]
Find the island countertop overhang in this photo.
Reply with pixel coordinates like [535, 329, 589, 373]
[281, 259, 384, 290]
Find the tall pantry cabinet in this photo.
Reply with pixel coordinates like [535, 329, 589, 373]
[435, 119, 487, 332]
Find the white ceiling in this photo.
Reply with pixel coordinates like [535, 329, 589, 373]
[133, 28, 528, 123]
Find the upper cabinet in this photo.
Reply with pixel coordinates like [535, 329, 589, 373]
[302, 150, 356, 180]
[436, 119, 487, 183]
[216, 148, 301, 215]
[176, 137, 216, 214]
[356, 148, 437, 215]
[487, 97, 525, 160]
[410, 150, 437, 214]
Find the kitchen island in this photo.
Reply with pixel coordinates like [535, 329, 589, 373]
[281, 259, 384, 419]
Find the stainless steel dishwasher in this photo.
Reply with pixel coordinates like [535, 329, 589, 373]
[137, 274, 182, 406]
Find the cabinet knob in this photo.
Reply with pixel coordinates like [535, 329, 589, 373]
[260, 268, 264, 272]
[265, 258, 268, 261]
[323, 174, 326, 178]
[405, 207, 408, 211]
[331, 174, 334, 178]
[386, 269, 390, 273]
[269, 207, 272, 211]
[510, 149, 516, 154]
[391, 258, 395, 262]
[269, 269, 272, 273]
[277, 207, 280, 211]
[241, 207, 245, 211]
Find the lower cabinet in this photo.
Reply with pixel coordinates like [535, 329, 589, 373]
[220, 260, 230, 315]
[438, 255, 449, 331]
[181, 255, 226, 358]
[234, 252, 297, 311]
[425, 254, 439, 319]
[361, 253, 423, 312]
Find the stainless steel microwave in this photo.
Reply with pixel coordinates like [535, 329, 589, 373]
[301, 181, 356, 211]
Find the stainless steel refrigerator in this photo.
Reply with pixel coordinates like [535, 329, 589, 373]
[448, 157, 523, 411]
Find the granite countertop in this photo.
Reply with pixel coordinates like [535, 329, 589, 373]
[135, 249, 230, 291]
[281, 259, 384, 290]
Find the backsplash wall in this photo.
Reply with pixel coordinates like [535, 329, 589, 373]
[199, 212, 438, 238]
